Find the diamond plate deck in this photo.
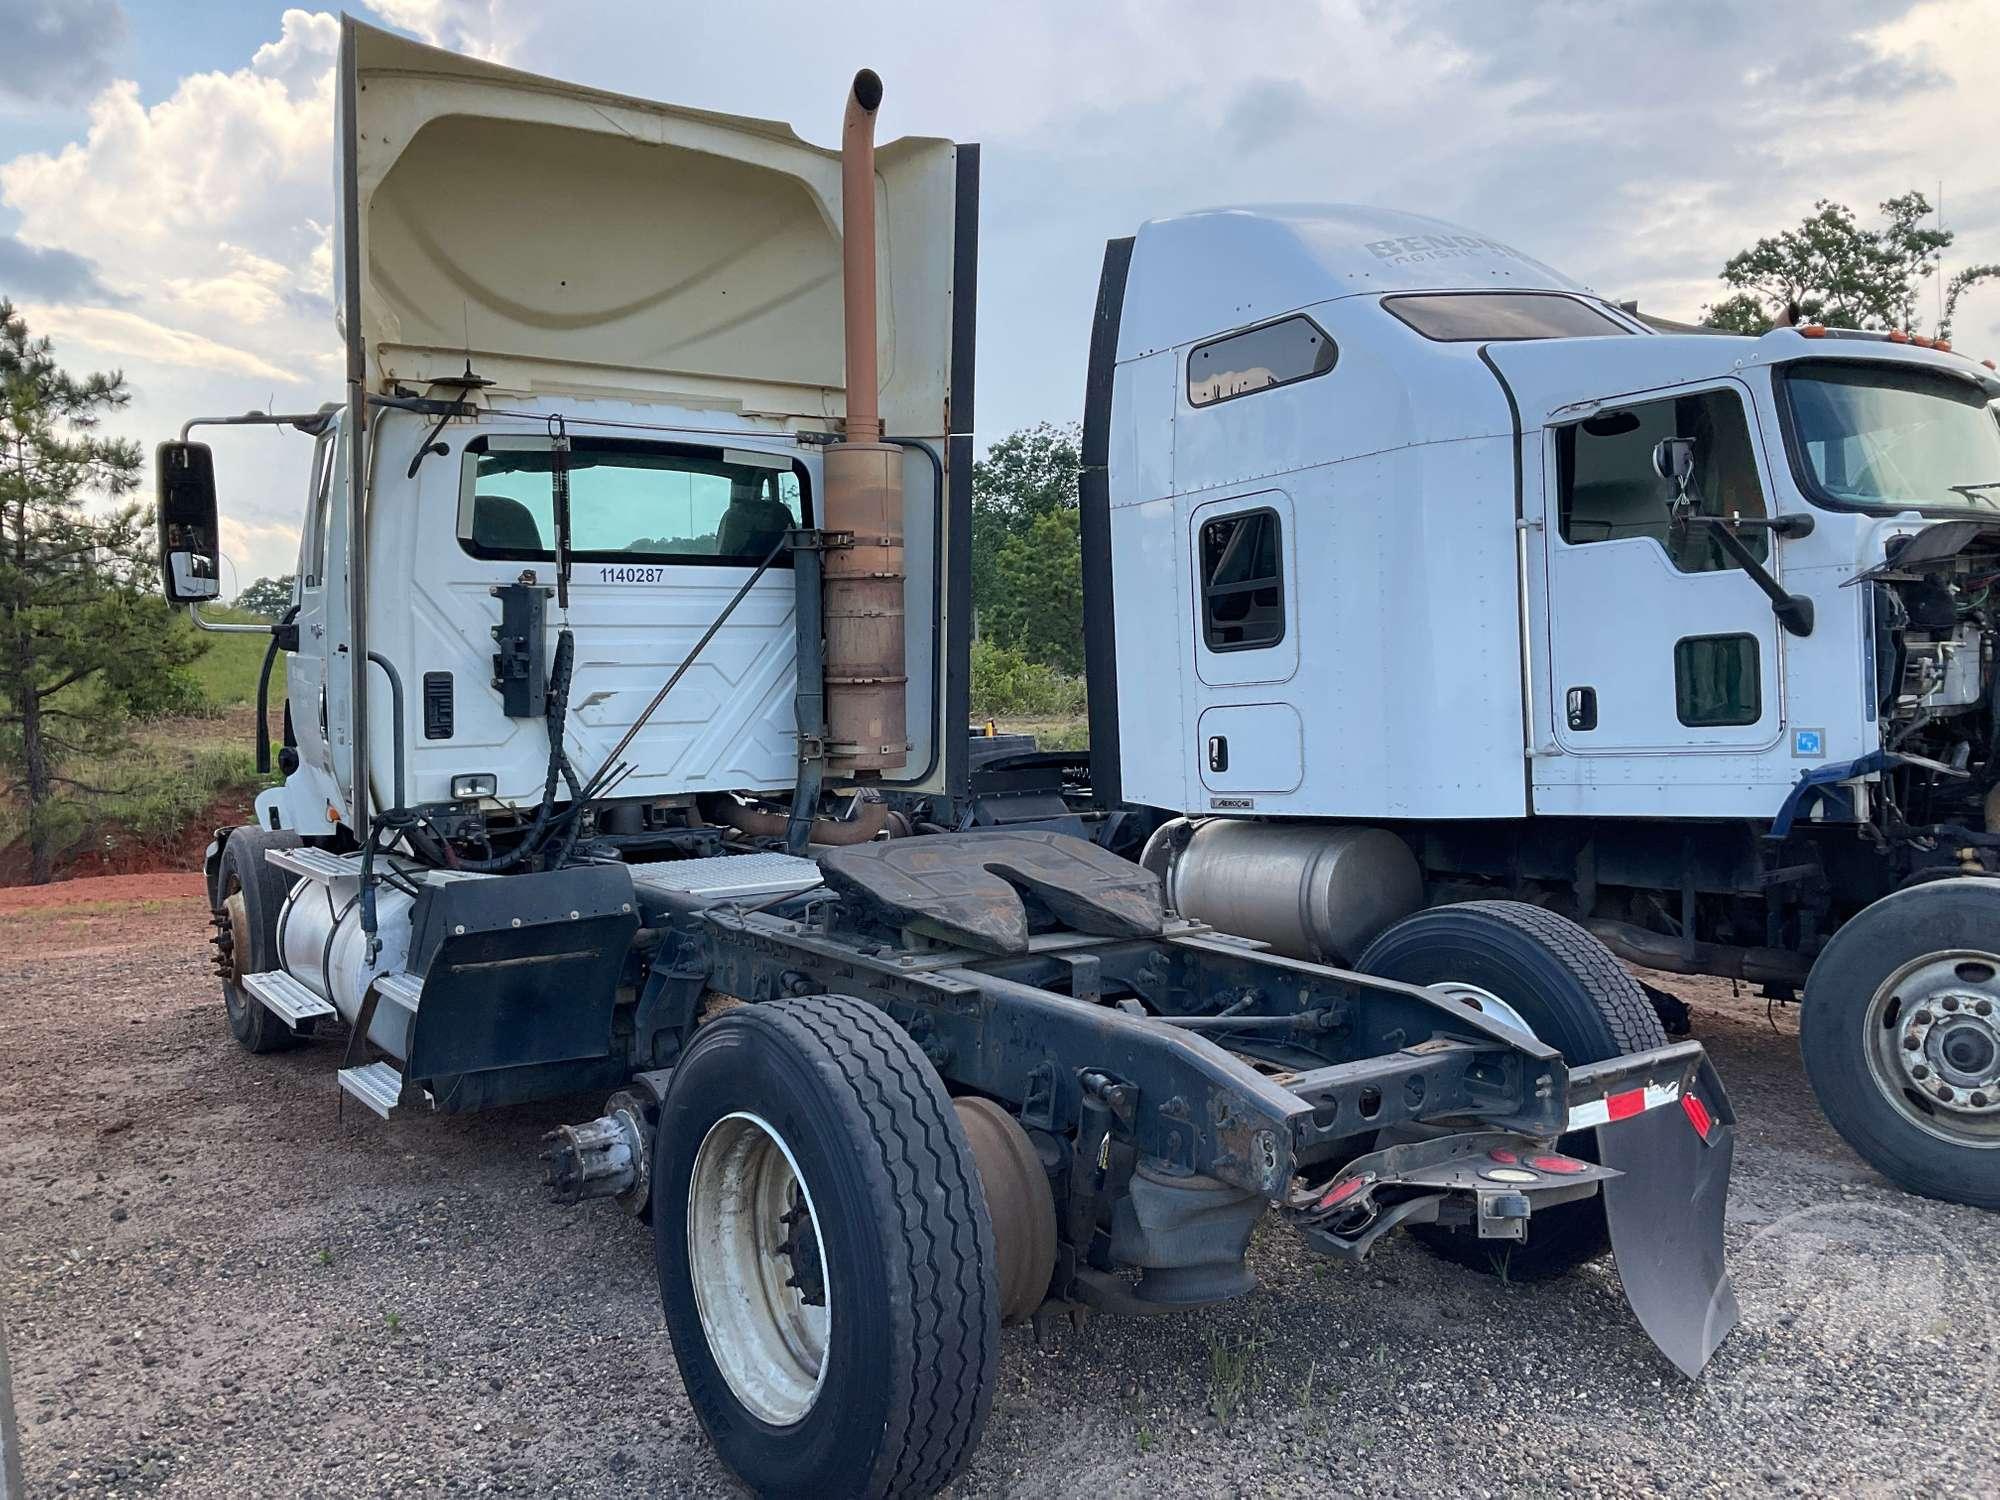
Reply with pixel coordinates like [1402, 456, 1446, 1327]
[627, 852, 824, 901]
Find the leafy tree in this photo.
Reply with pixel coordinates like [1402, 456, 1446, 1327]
[970, 422, 1084, 674]
[236, 573, 296, 619]
[1702, 192, 1996, 339]
[981, 507, 1086, 675]
[0, 302, 205, 883]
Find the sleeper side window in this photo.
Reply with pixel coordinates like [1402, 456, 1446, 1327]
[1556, 389, 1769, 574]
[1199, 508, 1285, 651]
[1188, 316, 1336, 407]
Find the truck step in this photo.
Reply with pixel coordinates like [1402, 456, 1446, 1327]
[337, 1061, 406, 1119]
[266, 846, 366, 884]
[628, 851, 823, 901]
[241, 969, 336, 1025]
[373, 972, 423, 1013]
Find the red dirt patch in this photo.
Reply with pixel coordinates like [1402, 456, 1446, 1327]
[0, 870, 207, 913]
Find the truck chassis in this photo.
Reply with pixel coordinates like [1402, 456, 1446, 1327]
[208, 821, 1735, 1495]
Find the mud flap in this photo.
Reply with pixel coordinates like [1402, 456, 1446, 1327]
[1598, 1055, 1739, 1377]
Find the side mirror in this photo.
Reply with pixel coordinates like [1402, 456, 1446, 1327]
[1651, 435, 1696, 491]
[156, 440, 221, 604]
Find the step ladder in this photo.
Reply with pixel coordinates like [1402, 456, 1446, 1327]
[335, 972, 429, 1121]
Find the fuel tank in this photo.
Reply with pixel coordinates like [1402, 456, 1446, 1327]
[1142, 817, 1423, 965]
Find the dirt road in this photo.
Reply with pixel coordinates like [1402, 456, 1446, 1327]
[3, 878, 1996, 1497]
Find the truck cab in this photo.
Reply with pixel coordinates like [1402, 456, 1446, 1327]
[1091, 205, 2000, 1210]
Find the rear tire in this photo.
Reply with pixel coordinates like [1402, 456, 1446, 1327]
[213, 827, 303, 1055]
[1356, 900, 1666, 1278]
[1801, 880, 2000, 1210]
[654, 994, 999, 1498]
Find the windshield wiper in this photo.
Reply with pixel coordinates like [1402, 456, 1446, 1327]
[1949, 480, 2000, 500]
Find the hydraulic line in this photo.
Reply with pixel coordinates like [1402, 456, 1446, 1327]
[448, 627, 582, 873]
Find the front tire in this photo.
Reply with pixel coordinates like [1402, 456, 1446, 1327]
[1801, 879, 2000, 1210]
[1356, 900, 1666, 1278]
[212, 827, 302, 1054]
[654, 994, 1000, 1498]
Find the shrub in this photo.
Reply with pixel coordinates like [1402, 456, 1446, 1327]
[969, 640, 1088, 719]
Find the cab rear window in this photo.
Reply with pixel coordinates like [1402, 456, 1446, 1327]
[457, 436, 807, 566]
[1385, 293, 1629, 342]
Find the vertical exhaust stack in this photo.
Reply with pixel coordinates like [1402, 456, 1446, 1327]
[822, 68, 908, 776]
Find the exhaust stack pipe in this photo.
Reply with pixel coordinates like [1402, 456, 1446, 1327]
[822, 67, 907, 775]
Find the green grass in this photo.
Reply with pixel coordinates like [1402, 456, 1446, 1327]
[182, 609, 277, 708]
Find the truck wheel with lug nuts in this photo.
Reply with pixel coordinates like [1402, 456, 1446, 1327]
[1356, 900, 1667, 1278]
[653, 993, 1000, 1498]
[211, 827, 303, 1054]
[1802, 878, 2000, 1209]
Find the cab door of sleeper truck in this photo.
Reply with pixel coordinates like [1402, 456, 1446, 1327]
[1186, 490, 1303, 807]
[1537, 379, 1787, 783]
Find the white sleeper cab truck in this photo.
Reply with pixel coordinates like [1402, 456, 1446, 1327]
[158, 26, 1745, 1495]
[1082, 207, 2000, 1212]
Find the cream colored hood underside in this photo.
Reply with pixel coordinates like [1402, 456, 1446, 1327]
[336, 19, 957, 433]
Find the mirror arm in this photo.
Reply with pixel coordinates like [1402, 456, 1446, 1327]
[1725, 511, 1815, 540]
[188, 604, 275, 636]
[180, 410, 334, 441]
[1680, 515, 1815, 636]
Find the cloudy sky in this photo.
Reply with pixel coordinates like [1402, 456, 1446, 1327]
[4, 0, 1999, 589]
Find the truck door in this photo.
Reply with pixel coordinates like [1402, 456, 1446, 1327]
[1187, 490, 1303, 802]
[1542, 380, 1783, 756]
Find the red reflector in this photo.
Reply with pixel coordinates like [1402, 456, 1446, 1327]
[1315, 1175, 1368, 1211]
[1683, 1093, 1714, 1141]
[1488, 1148, 1519, 1165]
[1527, 1153, 1588, 1175]
[1604, 1088, 1646, 1122]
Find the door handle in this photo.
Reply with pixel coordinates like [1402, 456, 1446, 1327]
[1207, 735, 1230, 773]
[1566, 686, 1598, 732]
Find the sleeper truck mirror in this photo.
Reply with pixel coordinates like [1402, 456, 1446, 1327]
[1651, 436, 1696, 494]
[1653, 435, 1698, 525]
[156, 440, 222, 604]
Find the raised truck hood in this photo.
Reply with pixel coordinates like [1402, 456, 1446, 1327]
[334, 16, 959, 431]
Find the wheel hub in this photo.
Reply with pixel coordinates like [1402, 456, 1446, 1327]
[1869, 954, 2000, 1142]
[1894, 995, 2000, 1111]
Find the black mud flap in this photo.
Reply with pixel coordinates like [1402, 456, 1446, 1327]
[1595, 1054, 1739, 1377]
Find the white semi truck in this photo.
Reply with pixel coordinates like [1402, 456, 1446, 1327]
[1080, 211, 2000, 1210]
[157, 22, 1744, 1495]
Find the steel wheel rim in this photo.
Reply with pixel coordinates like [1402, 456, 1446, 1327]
[1433, 980, 1539, 1040]
[1864, 951, 2000, 1149]
[221, 883, 251, 1022]
[686, 1111, 832, 1425]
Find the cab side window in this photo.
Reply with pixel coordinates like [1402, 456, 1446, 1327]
[301, 432, 334, 589]
[1188, 317, 1336, 408]
[1556, 389, 1768, 573]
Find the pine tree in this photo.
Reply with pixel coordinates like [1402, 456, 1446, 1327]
[0, 302, 204, 883]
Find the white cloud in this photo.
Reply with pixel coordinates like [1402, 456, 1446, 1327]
[4, 0, 1998, 583]
[366, 0, 517, 63]
[30, 303, 303, 383]
[219, 513, 305, 595]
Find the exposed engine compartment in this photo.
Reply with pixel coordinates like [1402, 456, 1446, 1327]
[1870, 524, 2000, 839]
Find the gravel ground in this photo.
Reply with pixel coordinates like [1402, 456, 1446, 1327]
[3, 878, 1997, 1498]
